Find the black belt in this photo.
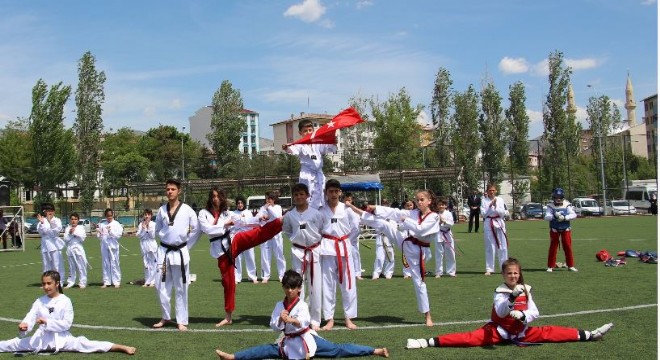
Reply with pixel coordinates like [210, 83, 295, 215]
[161, 241, 188, 283]
[210, 232, 234, 266]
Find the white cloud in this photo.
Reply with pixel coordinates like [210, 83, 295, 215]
[527, 109, 543, 123]
[566, 58, 599, 71]
[284, 0, 327, 23]
[498, 57, 529, 75]
[530, 59, 550, 77]
[641, 0, 656, 5]
[356, 0, 374, 9]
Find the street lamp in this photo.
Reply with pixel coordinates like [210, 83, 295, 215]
[588, 85, 607, 213]
[181, 126, 186, 181]
[181, 126, 186, 202]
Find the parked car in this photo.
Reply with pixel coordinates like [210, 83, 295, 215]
[27, 221, 38, 234]
[605, 200, 637, 216]
[571, 197, 604, 217]
[519, 203, 544, 220]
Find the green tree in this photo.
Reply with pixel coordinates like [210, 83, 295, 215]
[371, 88, 423, 170]
[429, 67, 454, 195]
[101, 128, 151, 208]
[139, 125, 188, 181]
[479, 80, 506, 184]
[208, 80, 244, 178]
[29, 79, 76, 207]
[0, 118, 33, 199]
[505, 81, 530, 175]
[451, 85, 481, 192]
[586, 95, 623, 198]
[74, 51, 106, 215]
[541, 50, 577, 195]
[341, 96, 375, 172]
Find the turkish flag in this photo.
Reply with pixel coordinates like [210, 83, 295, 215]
[287, 107, 364, 145]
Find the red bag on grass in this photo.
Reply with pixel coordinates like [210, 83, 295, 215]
[596, 249, 611, 262]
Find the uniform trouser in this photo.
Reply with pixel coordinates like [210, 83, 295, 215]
[434, 322, 579, 347]
[373, 243, 394, 278]
[156, 259, 189, 325]
[434, 237, 456, 276]
[41, 250, 65, 277]
[142, 251, 158, 285]
[260, 234, 286, 281]
[291, 251, 322, 327]
[0, 335, 113, 353]
[483, 222, 508, 273]
[469, 210, 480, 232]
[219, 219, 283, 313]
[351, 241, 362, 276]
[234, 248, 257, 283]
[402, 242, 431, 314]
[66, 250, 88, 286]
[321, 254, 357, 320]
[100, 244, 121, 286]
[233, 334, 374, 360]
[547, 230, 575, 268]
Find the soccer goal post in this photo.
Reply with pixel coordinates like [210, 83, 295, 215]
[0, 205, 26, 252]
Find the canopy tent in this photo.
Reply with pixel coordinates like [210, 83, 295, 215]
[329, 174, 383, 204]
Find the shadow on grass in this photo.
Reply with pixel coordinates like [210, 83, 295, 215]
[358, 315, 417, 325]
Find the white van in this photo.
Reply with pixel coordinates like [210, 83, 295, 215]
[571, 198, 603, 217]
[246, 195, 292, 213]
[624, 183, 657, 213]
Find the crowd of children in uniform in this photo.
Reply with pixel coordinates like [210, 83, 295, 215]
[0, 119, 613, 357]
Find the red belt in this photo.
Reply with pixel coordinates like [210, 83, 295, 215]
[322, 234, 352, 289]
[403, 236, 430, 281]
[293, 241, 321, 286]
[280, 327, 311, 359]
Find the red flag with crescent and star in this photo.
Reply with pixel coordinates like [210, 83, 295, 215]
[287, 107, 364, 146]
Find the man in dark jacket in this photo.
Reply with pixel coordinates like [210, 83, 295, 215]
[467, 189, 481, 233]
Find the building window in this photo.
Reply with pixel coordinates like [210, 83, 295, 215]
[244, 147, 248, 154]
[243, 136, 248, 143]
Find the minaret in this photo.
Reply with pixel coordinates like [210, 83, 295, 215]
[567, 83, 577, 115]
[625, 72, 637, 126]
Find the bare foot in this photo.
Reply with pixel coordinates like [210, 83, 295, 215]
[374, 348, 389, 358]
[142, 284, 148, 288]
[261, 278, 269, 284]
[321, 319, 334, 330]
[110, 344, 136, 355]
[114, 284, 121, 288]
[484, 272, 492, 276]
[216, 349, 235, 360]
[311, 324, 321, 331]
[215, 318, 232, 327]
[252, 280, 259, 284]
[425, 312, 433, 327]
[177, 324, 188, 331]
[101, 284, 109, 288]
[152, 319, 172, 328]
[345, 318, 358, 330]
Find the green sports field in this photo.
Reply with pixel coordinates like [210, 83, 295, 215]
[0, 215, 656, 359]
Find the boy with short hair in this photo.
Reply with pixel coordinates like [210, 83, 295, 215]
[318, 179, 360, 330]
[342, 192, 364, 280]
[215, 270, 389, 360]
[282, 120, 337, 209]
[282, 183, 324, 329]
[36, 203, 65, 276]
[63, 213, 89, 289]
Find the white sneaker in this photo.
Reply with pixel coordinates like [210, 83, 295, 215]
[546, 268, 553, 272]
[569, 267, 578, 272]
[591, 323, 613, 340]
[406, 338, 428, 349]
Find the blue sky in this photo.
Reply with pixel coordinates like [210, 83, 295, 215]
[0, 0, 657, 140]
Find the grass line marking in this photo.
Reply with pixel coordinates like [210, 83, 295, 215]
[0, 304, 654, 333]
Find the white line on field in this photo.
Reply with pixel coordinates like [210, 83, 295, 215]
[0, 304, 654, 333]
